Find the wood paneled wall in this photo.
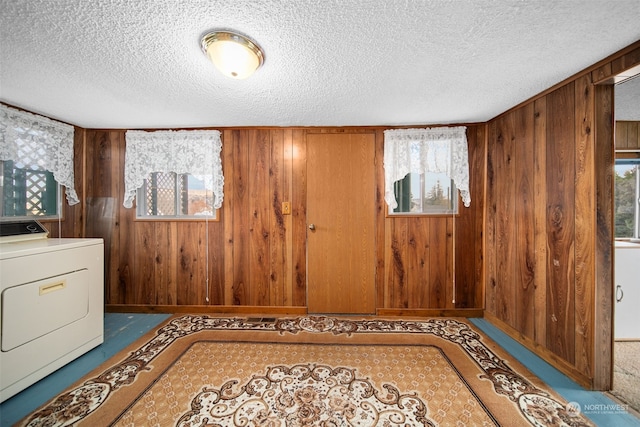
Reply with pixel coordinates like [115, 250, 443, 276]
[82, 126, 485, 314]
[485, 40, 640, 390]
[615, 121, 640, 150]
[486, 80, 594, 382]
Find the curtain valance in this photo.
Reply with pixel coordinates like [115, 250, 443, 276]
[123, 129, 223, 209]
[383, 126, 470, 209]
[0, 103, 79, 205]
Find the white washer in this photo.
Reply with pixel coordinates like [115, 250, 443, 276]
[0, 237, 104, 402]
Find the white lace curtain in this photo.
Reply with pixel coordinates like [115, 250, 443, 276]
[123, 129, 224, 208]
[383, 126, 470, 209]
[0, 103, 79, 205]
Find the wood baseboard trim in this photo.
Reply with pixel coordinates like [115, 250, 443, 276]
[105, 305, 484, 318]
[105, 304, 308, 315]
[483, 312, 593, 389]
[376, 308, 484, 317]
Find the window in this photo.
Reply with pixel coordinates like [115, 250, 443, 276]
[1, 160, 60, 219]
[615, 161, 640, 239]
[391, 172, 458, 215]
[383, 126, 470, 216]
[136, 172, 216, 219]
[123, 130, 223, 217]
[1, 104, 78, 215]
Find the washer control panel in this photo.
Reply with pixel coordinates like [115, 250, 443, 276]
[0, 220, 49, 243]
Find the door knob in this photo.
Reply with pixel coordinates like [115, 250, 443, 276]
[308, 223, 316, 231]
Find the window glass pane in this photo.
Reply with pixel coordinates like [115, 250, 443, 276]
[424, 172, 457, 213]
[153, 172, 177, 216]
[1, 160, 59, 219]
[390, 172, 458, 215]
[615, 162, 639, 239]
[186, 175, 215, 216]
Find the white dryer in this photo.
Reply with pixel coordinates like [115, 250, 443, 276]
[0, 221, 104, 402]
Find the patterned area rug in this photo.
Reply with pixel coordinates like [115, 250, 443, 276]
[20, 316, 593, 426]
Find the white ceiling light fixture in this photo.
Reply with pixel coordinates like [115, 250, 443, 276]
[201, 30, 264, 79]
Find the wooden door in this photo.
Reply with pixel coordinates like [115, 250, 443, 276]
[306, 133, 376, 314]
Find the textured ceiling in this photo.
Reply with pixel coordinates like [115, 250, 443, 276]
[1, 0, 639, 129]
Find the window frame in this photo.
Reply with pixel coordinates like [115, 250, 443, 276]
[386, 171, 460, 217]
[135, 171, 219, 221]
[614, 159, 640, 240]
